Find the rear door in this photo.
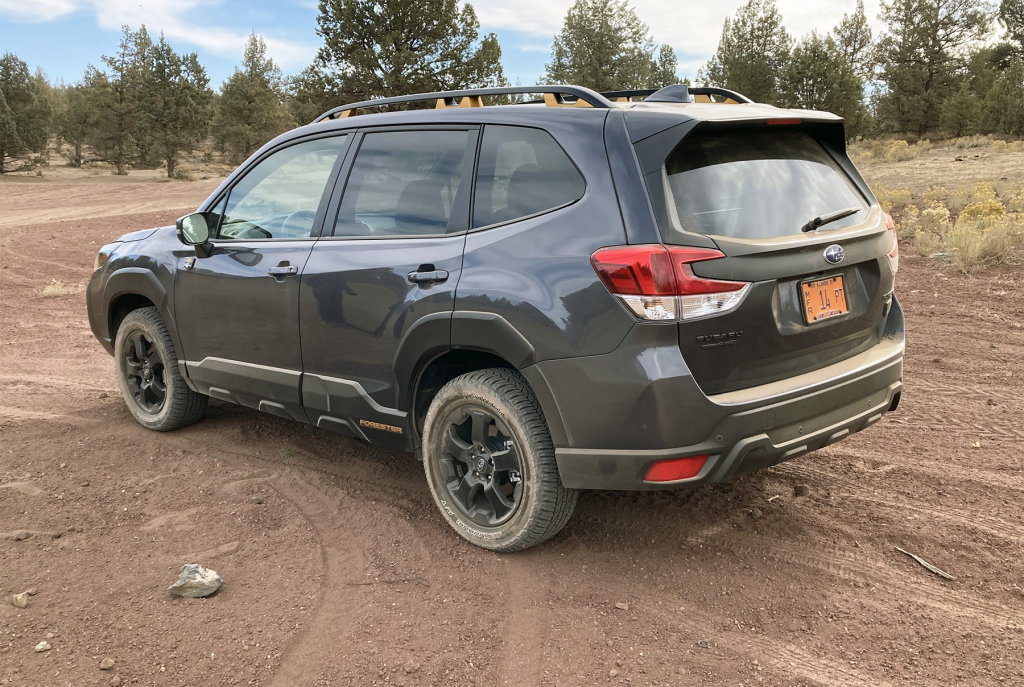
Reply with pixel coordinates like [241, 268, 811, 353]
[174, 134, 350, 421]
[298, 126, 477, 448]
[655, 124, 897, 395]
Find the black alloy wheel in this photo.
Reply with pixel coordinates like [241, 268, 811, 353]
[437, 406, 524, 527]
[121, 330, 166, 414]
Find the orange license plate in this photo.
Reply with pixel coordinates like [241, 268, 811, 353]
[801, 275, 848, 323]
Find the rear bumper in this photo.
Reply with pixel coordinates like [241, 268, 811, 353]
[530, 297, 905, 491]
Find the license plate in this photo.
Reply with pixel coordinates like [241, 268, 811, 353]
[801, 275, 848, 323]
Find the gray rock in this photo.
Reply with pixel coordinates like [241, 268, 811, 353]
[13, 531, 31, 541]
[403, 659, 420, 674]
[751, 507, 763, 519]
[167, 564, 223, 598]
[100, 657, 115, 670]
[614, 602, 629, 611]
[109, 676, 122, 686]
[12, 593, 29, 609]
[34, 641, 51, 652]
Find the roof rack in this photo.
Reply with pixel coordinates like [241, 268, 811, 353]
[311, 84, 753, 124]
[312, 85, 615, 124]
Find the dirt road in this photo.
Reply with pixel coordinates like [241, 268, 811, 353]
[2, 179, 1022, 687]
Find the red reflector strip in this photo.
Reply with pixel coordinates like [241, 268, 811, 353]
[766, 118, 802, 125]
[644, 455, 709, 482]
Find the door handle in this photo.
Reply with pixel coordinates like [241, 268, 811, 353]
[268, 265, 298, 276]
[408, 269, 449, 284]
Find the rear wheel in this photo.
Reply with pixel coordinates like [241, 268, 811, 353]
[114, 307, 207, 431]
[422, 368, 577, 552]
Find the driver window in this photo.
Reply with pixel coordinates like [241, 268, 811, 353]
[217, 136, 347, 240]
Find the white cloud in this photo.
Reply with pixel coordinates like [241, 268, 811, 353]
[475, 0, 886, 75]
[0, 0, 315, 69]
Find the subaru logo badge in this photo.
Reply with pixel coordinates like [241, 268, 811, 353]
[824, 244, 845, 264]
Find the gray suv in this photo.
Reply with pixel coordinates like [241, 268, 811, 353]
[87, 84, 904, 551]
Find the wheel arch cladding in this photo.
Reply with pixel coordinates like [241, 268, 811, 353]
[104, 268, 184, 362]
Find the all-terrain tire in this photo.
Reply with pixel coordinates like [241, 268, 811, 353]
[422, 368, 577, 552]
[114, 307, 207, 431]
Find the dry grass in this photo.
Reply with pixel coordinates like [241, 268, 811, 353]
[946, 218, 1024, 274]
[41, 279, 85, 298]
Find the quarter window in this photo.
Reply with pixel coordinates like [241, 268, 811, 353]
[472, 125, 585, 228]
[216, 136, 347, 240]
[334, 130, 470, 237]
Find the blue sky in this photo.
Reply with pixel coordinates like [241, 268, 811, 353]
[0, 0, 885, 89]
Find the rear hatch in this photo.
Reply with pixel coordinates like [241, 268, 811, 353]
[635, 115, 898, 395]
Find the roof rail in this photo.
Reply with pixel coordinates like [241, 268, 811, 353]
[647, 86, 751, 104]
[312, 85, 615, 124]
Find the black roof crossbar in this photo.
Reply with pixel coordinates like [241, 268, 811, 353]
[313, 85, 616, 124]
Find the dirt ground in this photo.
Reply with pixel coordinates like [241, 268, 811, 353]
[1, 174, 1022, 687]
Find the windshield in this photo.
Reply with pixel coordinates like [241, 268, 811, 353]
[664, 128, 868, 240]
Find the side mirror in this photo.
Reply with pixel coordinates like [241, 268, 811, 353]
[176, 213, 210, 245]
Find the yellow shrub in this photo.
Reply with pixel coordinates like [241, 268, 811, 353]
[916, 139, 932, 153]
[946, 218, 1024, 274]
[947, 187, 971, 214]
[877, 187, 913, 208]
[919, 203, 951, 235]
[1007, 190, 1024, 213]
[953, 135, 990, 149]
[923, 186, 948, 205]
[883, 140, 918, 162]
[970, 182, 997, 203]
[41, 279, 84, 298]
[1008, 141, 1024, 153]
[897, 204, 920, 239]
[992, 139, 1008, 151]
[959, 199, 1007, 223]
[914, 230, 944, 257]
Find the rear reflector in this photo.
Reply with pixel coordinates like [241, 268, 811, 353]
[591, 245, 751, 321]
[884, 212, 899, 273]
[766, 118, 802, 125]
[645, 454, 709, 482]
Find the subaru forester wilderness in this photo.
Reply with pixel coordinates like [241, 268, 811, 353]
[87, 84, 904, 552]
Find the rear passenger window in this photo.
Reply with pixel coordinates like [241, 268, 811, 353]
[472, 125, 585, 228]
[334, 130, 469, 237]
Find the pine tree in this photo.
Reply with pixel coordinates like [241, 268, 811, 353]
[309, 0, 506, 108]
[780, 31, 867, 136]
[213, 33, 292, 162]
[982, 57, 1024, 135]
[1000, 0, 1024, 52]
[545, 0, 676, 91]
[54, 82, 96, 167]
[832, 0, 874, 79]
[874, 0, 990, 136]
[940, 80, 982, 135]
[139, 35, 213, 178]
[699, 0, 792, 104]
[88, 26, 150, 175]
[0, 53, 52, 174]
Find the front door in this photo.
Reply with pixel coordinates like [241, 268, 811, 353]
[174, 134, 350, 421]
[299, 127, 476, 448]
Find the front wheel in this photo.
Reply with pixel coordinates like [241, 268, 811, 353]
[114, 307, 207, 431]
[422, 368, 577, 552]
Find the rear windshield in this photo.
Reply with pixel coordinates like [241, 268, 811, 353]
[664, 129, 868, 240]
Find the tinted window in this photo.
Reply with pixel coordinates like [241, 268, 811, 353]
[665, 129, 868, 241]
[217, 136, 347, 240]
[334, 130, 469, 237]
[473, 125, 585, 228]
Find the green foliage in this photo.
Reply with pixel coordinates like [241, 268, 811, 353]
[305, 0, 506, 113]
[87, 26, 150, 175]
[779, 31, 867, 136]
[982, 57, 1024, 135]
[940, 81, 982, 136]
[544, 0, 676, 90]
[1000, 0, 1024, 51]
[832, 0, 874, 79]
[139, 35, 213, 177]
[699, 0, 792, 104]
[874, 0, 990, 136]
[213, 33, 292, 163]
[0, 53, 52, 173]
[54, 82, 96, 167]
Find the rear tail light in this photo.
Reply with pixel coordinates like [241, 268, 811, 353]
[591, 244, 750, 322]
[884, 212, 899, 274]
[645, 454, 709, 482]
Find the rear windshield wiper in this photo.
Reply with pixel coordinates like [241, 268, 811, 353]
[801, 207, 861, 232]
